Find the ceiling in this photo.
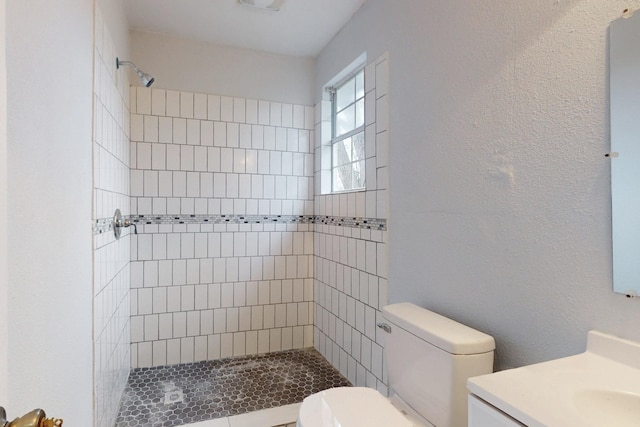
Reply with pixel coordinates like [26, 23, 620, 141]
[124, 0, 368, 58]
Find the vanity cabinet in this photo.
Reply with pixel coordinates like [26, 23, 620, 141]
[468, 395, 525, 427]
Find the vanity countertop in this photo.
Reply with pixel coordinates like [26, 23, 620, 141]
[467, 331, 640, 427]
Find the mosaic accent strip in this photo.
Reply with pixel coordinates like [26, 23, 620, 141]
[114, 348, 351, 427]
[93, 214, 387, 235]
[94, 217, 114, 235]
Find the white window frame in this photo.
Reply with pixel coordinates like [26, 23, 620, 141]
[328, 68, 366, 193]
[320, 53, 367, 195]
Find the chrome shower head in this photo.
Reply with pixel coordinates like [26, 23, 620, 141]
[116, 57, 155, 87]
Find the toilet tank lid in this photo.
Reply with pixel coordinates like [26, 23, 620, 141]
[382, 303, 495, 355]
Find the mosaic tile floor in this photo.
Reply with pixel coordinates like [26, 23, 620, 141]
[114, 348, 351, 427]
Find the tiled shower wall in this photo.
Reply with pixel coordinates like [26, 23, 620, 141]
[129, 88, 315, 368]
[313, 54, 390, 393]
[92, 5, 132, 427]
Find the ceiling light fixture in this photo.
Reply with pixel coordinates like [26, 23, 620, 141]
[238, 0, 285, 12]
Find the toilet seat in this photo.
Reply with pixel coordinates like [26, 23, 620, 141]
[296, 387, 414, 427]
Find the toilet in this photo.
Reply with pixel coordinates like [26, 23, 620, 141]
[297, 303, 495, 427]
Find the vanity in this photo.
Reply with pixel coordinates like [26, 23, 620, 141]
[467, 331, 640, 427]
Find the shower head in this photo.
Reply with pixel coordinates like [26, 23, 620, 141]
[116, 57, 155, 87]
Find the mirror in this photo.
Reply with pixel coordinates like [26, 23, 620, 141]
[610, 10, 640, 297]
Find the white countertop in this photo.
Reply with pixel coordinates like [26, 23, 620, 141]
[467, 331, 640, 427]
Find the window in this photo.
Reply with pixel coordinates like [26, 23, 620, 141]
[330, 68, 365, 192]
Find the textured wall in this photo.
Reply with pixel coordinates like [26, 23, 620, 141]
[5, 0, 94, 422]
[316, 0, 640, 370]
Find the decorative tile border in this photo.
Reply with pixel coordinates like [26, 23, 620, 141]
[93, 214, 386, 235]
[94, 217, 114, 235]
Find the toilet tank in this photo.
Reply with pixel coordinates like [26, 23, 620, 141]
[382, 303, 495, 427]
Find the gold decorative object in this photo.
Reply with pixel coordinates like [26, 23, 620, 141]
[0, 407, 63, 427]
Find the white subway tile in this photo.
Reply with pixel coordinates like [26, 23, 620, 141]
[173, 312, 187, 337]
[173, 118, 187, 144]
[186, 172, 200, 198]
[194, 336, 208, 361]
[213, 309, 226, 333]
[153, 341, 167, 367]
[227, 123, 239, 148]
[246, 99, 258, 124]
[287, 129, 299, 152]
[263, 126, 276, 150]
[281, 104, 293, 128]
[151, 89, 167, 116]
[166, 339, 181, 365]
[166, 91, 180, 117]
[270, 103, 282, 127]
[213, 258, 226, 283]
[180, 146, 194, 171]
[201, 121, 214, 146]
[220, 96, 233, 122]
[207, 147, 221, 172]
[131, 170, 144, 196]
[213, 122, 227, 147]
[166, 145, 180, 170]
[275, 128, 287, 151]
[144, 314, 159, 341]
[138, 288, 154, 315]
[167, 286, 181, 312]
[131, 316, 144, 342]
[187, 311, 200, 336]
[238, 306, 251, 331]
[207, 95, 221, 121]
[226, 307, 239, 332]
[258, 100, 270, 125]
[233, 98, 246, 123]
[293, 105, 305, 129]
[201, 310, 214, 335]
[293, 326, 304, 349]
[151, 143, 166, 170]
[200, 258, 213, 284]
[258, 330, 270, 354]
[186, 119, 201, 146]
[186, 259, 200, 284]
[143, 170, 158, 197]
[269, 329, 281, 352]
[180, 92, 194, 119]
[233, 332, 246, 357]
[281, 327, 293, 350]
[173, 260, 187, 286]
[181, 337, 195, 363]
[144, 116, 159, 143]
[226, 258, 239, 282]
[172, 171, 186, 197]
[220, 148, 233, 173]
[137, 342, 152, 368]
[194, 93, 208, 119]
[208, 334, 221, 360]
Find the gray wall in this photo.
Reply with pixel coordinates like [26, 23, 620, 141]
[316, 0, 640, 370]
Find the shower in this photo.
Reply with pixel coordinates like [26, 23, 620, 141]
[116, 57, 155, 87]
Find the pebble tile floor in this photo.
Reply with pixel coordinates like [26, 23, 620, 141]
[115, 348, 351, 427]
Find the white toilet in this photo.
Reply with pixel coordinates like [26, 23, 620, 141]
[297, 303, 495, 427]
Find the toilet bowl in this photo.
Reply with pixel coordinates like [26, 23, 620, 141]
[297, 387, 412, 427]
[297, 387, 430, 427]
[296, 303, 496, 427]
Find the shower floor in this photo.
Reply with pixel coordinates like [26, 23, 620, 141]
[114, 348, 351, 427]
